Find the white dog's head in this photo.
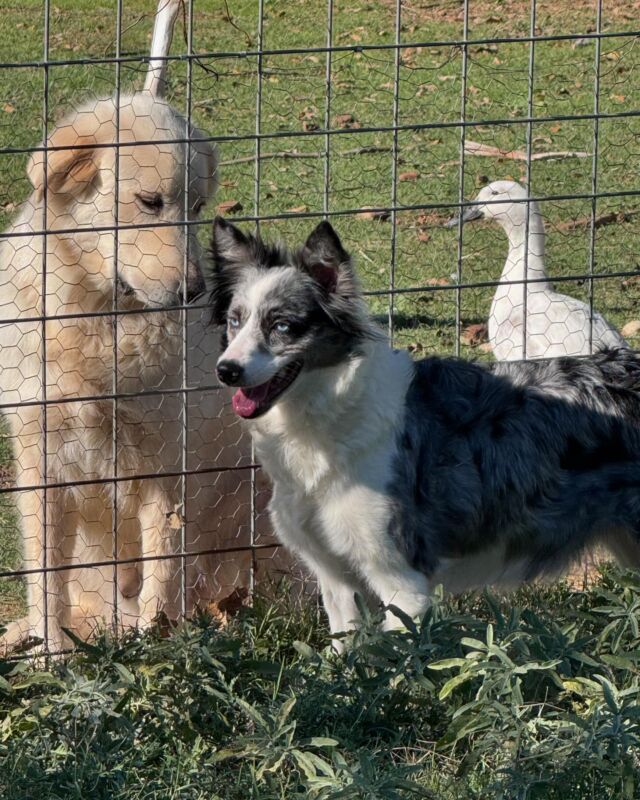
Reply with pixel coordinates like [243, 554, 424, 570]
[27, 92, 217, 308]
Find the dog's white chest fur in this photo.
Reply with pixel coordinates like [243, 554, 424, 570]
[249, 344, 432, 640]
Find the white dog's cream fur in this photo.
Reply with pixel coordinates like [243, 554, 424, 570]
[0, 94, 252, 652]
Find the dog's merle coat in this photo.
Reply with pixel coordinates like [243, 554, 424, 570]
[210, 217, 640, 646]
[392, 352, 640, 579]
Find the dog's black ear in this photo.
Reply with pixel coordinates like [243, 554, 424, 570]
[209, 217, 252, 326]
[300, 221, 374, 340]
[211, 216, 253, 268]
[301, 221, 351, 293]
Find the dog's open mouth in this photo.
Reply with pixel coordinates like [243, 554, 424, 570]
[232, 361, 303, 419]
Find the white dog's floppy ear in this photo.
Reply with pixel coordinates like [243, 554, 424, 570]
[28, 126, 102, 202]
[301, 221, 351, 292]
[201, 140, 219, 202]
[191, 125, 219, 202]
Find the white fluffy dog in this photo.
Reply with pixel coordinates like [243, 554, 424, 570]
[0, 12, 252, 652]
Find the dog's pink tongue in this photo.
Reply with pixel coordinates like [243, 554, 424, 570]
[232, 382, 271, 418]
[232, 390, 258, 418]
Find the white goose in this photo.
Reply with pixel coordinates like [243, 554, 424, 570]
[452, 180, 627, 361]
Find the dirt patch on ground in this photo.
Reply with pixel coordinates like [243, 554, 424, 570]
[0, 464, 14, 490]
[565, 548, 608, 590]
[556, 208, 640, 232]
[389, 0, 640, 34]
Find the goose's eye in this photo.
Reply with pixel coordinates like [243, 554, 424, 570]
[273, 321, 290, 334]
[136, 193, 164, 213]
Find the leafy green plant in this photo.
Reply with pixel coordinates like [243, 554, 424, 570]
[2, 571, 640, 799]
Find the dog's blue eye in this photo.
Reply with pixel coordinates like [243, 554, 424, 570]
[274, 322, 290, 334]
[229, 317, 240, 328]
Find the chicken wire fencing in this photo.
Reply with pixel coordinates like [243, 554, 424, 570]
[0, 0, 638, 656]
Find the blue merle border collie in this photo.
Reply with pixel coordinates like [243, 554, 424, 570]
[210, 216, 640, 650]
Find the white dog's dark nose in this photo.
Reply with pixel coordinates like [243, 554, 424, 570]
[217, 360, 244, 386]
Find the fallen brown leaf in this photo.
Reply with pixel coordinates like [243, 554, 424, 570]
[399, 170, 419, 182]
[166, 507, 185, 530]
[557, 209, 638, 232]
[334, 113, 361, 129]
[357, 207, 390, 222]
[460, 322, 489, 347]
[153, 611, 178, 638]
[621, 320, 640, 337]
[286, 205, 308, 213]
[417, 230, 430, 243]
[416, 212, 449, 227]
[426, 277, 450, 287]
[207, 587, 250, 627]
[621, 275, 640, 288]
[217, 199, 243, 214]
[3, 103, 15, 114]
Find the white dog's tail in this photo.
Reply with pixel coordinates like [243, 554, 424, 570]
[143, 0, 183, 98]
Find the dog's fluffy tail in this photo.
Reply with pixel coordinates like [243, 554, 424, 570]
[144, 0, 183, 98]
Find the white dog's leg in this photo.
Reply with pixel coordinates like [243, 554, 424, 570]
[2, 468, 75, 654]
[8, 485, 46, 645]
[137, 479, 182, 626]
[40, 488, 71, 651]
[67, 484, 143, 641]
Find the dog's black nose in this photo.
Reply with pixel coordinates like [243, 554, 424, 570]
[217, 360, 244, 386]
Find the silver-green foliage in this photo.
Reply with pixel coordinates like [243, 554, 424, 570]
[1, 571, 640, 799]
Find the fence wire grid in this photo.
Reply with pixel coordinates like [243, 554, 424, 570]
[0, 0, 638, 656]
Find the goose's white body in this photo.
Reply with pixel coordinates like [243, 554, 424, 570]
[471, 181, 627, 361]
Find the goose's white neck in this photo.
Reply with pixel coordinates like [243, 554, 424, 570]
[498, 203, 550, 288]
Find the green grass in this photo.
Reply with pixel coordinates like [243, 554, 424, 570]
[0, 416, 23, 623]
[1, 568, 640, 799]
[1, 0, 639, 354]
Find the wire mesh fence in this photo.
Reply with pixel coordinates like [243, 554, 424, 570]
[0, 0, 638, 655]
